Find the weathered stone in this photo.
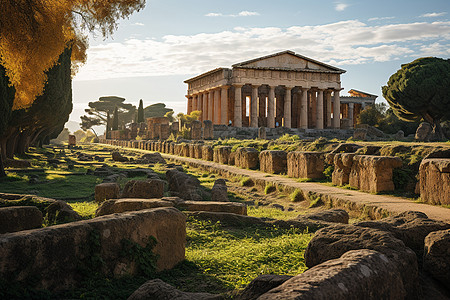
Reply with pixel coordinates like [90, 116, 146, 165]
[236, 275, 292, 300]
[332, 153, 355, 186]
[213, 146, 232, 164]
[259, 150, 287, 174]
[191, 120, 202, 140]
[45, 200, 82, 223]
[298, 209, 349, 224]
[203, 120, 214, 140]
[259, 250, 406, 300]
[178, 201, 247, 215]
[95, 183, 120, 203]
[188, 144, 196, 158]
[68, 135, 76, 146]
[0, 206, 42, 233]
[419, 158, 450, 205]
[304, 224, 419, 299]
[186, 211, 264, 227]
[140, 152, 166, 164]
[112, 151, 128, 162]
[201, 145, 214, 161]
[166, 169, 204, 201]
[235, 147, 259, 170]
[415, 122, 433, 141]
[258, 127, 267, 139]
[4, 159, 32, 168]
[349, 155, 402, 193]
[95, 198, 174, 217]
[0, 208, 185, 291]
[211, 179, 228, 202]
[287, 151, 324, 179]
[424, 229, 450, 286]
[159, 124, 170, 140]
[354, 145, 382, 155]
[353, 128, 367, 140]
[128, 279, 223, 300]
[120, 179, 165, 199]
[180, 143, 190, 157]
[228, 152, 236, 165]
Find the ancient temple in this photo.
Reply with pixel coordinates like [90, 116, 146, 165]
[340, 89, 378, 128]
[184, 50, 346, 129]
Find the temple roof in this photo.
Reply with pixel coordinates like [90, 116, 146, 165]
[348, 89, 378, 98]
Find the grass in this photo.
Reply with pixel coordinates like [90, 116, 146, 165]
[247, 206, 300, 220]
[290, 189, 304, 202]
[69, 201, 98, 219]
[240, 177, 254, 187]
[264, 183, 276, 194]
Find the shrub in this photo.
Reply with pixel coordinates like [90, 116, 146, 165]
[323, 165, 334, 181]
[290, 189, 303, 202]
[264, 183, 276, 194]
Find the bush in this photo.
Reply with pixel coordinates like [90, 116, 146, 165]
[264, 183, 276, 194]
[290, 189, 303, 202]
[323, 165, 334, 182]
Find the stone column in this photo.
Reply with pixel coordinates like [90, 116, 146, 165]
[267, 85, 276, 128]
[234, 84, 243, 127]
[220, 86, 229, 125]
[326, 91, 332, 128]
[333, 89, 341, 129]
[214, 89, 220, 125]
[310, 90, 317, 128]
[283, 86, 293, 128]
[316, 89, 324, 129]
[208, 90, 214, 122]
[192, 95, 197, 112]
[202, 93, 208, 122]
[250, 85, 260, 128]
[187, 96, 193, 114]
[348, 102, 354, 128]
[300, 88, 309, 129]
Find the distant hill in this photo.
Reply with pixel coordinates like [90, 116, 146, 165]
[144, 103, 173, 119]
[64, 120, 81, 133]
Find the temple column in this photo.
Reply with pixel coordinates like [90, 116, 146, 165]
[348, 103, 354, 128]
[220, 86, 229, 125]
[234, 84, 243, 127]
[208, 90, 214, 122]
[326, 91, 332, 128]
[316, 89, 324, 129]
[250, 85, 260, 128]
[187, 96, 193, 114]
[310, 90, 317, 128]
[284, 86, 293, 128]
[267, 85, 276, 128]
[192, 95, 197, 112]
[300, 88, 309, 129]
[214, 89, 220, 125]
[202, 92, 207, 122]
[333, 89, 341, 129]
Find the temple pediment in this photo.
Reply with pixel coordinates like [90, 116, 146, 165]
[232, 50, 345, 73]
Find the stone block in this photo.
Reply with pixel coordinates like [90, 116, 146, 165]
[0, 208, 186, 290]
[258, 127, 266, 139]
[120, 179, 165, 199]
[213, 146, 232, 164]
[189, 144, 196, 158]
[236, 275, 292, 300]
[191, 120, 202, 140]
[419, 158, 450, 205]
[68, 135, 76, 146]
[332, 153, 355, 186]
[159, 124, 170, 140]
[177, 201, 247, 215]
[211, 179, 228, 202]
[259, 150, 287, 174]
[349, 155, 402, 193]
[201, 145, 213, 161]
[0, 206, 42, 233]
[181, 144, 190, 157]
[424, 229, 450, 286]
[287, 151, 324, 179]
[95, 183, 120, 203]
[203, 120, 213, 140]
[194, 144, 203, 159]
[95, 198, 174, 217]
[166, 169, 204, 201]
[235, 147, 259, 170]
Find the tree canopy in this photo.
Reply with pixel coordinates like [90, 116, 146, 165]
[382, 57, 450, 139]
[144, 103, 173, 119]
[137, 99, 144, 123]
[0, 0, 145, 110]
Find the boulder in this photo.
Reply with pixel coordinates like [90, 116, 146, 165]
[415, 122, 433, 141]
[259, 250, 406, 300]
[0, 208, 185, 291]
[139, 153, 166, 164]
[128, 279, 222, 300]
[349, 155, 402, 193]
[95, 183, 120, 203]
[298, 209, 349, 224]
[112, 151, 128, 162]
[0, 206, 42, 233]
[45, 200, 82, 223]
[287, 151, 324, 179]
[211, 179, 228, 202]
[259, 150, 287, 174]
[235, 147, 259, 170]
[419, 158, 450, 205]
[304, 224, 419, 299]
[178, 201, 247, 215]
[424, 229, 450, 286]
[353, 128, 367, 140]
[236, 275, 292, 300]
[166, 169, 204, 201]
[354, 211, 450, 258]
[95, 198, 174, 217]
[120, 179, 165, 199]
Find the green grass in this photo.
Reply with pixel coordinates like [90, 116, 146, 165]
[264, 183, 276, 194]
[69, 201, 98, 219]
[290, 189, 304, 202]
[247, 206, 300, 220]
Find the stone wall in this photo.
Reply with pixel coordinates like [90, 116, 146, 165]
[259, 150, 287, 174]
[235, 147, 259, 170]
[287, 151, 324, 179]
[419, 159, 450, 205]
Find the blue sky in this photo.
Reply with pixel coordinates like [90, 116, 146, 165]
[70, 0, 450, 128]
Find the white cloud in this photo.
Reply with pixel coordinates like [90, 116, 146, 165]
[368, 16, 395, 21]
[237, 11, 260, 17]
[421, 12, 447, 18]
[205, 12, 222, 17]
[335, 3, 349, 12]
[205, 11, 259, 17]
[131, 22, 145, 26]
[75, 20, 450, 81]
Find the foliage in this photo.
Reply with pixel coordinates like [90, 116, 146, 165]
[240, 177, 254, 187]
[0, 0, 146, 110]
[290, 189, 303, 202]
[264, 183, 276, 194]
[357, 103, 387, 126]
[144, 103, 173, 119]
[177, 110, 201, 124]
[164, 110, 176, 122]
[137, 99, 145, 123]
[121, 237, 159, 277]
[50, 128, 70, 144]
[68, 201, 98, 219]
[323, 165, 334, 182]
[277, 134, 300, 142]
[382, 57, 450, 139]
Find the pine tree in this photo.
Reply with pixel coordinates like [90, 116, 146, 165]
[137, 99, 145, 123]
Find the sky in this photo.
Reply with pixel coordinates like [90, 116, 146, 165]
[70, 0, 450, 131]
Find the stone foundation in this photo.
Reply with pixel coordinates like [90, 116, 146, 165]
[419, 159, 450, 205]
[235, 147, 259, 170]
[259, 150, 287, 174]
[287, 151, 324, 179]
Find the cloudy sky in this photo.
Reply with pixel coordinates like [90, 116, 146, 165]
[71, 0, 450, 128]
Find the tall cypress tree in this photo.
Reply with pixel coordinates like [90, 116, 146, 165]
[137, 99, 144, 123]
[112, 106, 119, 130]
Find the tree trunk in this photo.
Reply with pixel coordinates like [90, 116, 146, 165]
[0, 146, 6, 178]
[6, 131, 19, 159]
[423, 113, 445, 141]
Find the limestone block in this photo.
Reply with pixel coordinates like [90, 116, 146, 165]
[258, 127, 266, 139]
[95, 183, 120, 203]
[349, 155, 402, 193]
[259, 150, 287, 174]
[203, 120, 213, 139]
[159, 124, 170, 140]
[169, 142, 175, 155]
[68, 135, 76, 146]
[95, 198, 174, 217]
[202, 145, 213, 161]
[211, 179, 228, 202]
[178, 201, 247, 215]
[0, 208, 185, 290]
[181, 144, 190, 157]
[191, 120, 202, 140]
[287, 151, 324, 179]
[424, 229, 450, 286]
[332, 153, 355, 186]
[120, 179, 165, 199]
[0, 206, 42, 233]
[235, 147, 259, 170]
[228, 152, 236, 165]
[237, 275, 292, 300]
[419, 158, 450, 205]
[213, 146, 232, 164]
[260, 250, 406, 300]
[166, 169, 203, 201]
[415, 122, 433, 141]
[188, 144, 196, 158]
[45, 200, 82, 223]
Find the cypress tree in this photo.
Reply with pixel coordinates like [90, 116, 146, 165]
[137, 99, 144, 123]
[112, 106, 119, 130]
